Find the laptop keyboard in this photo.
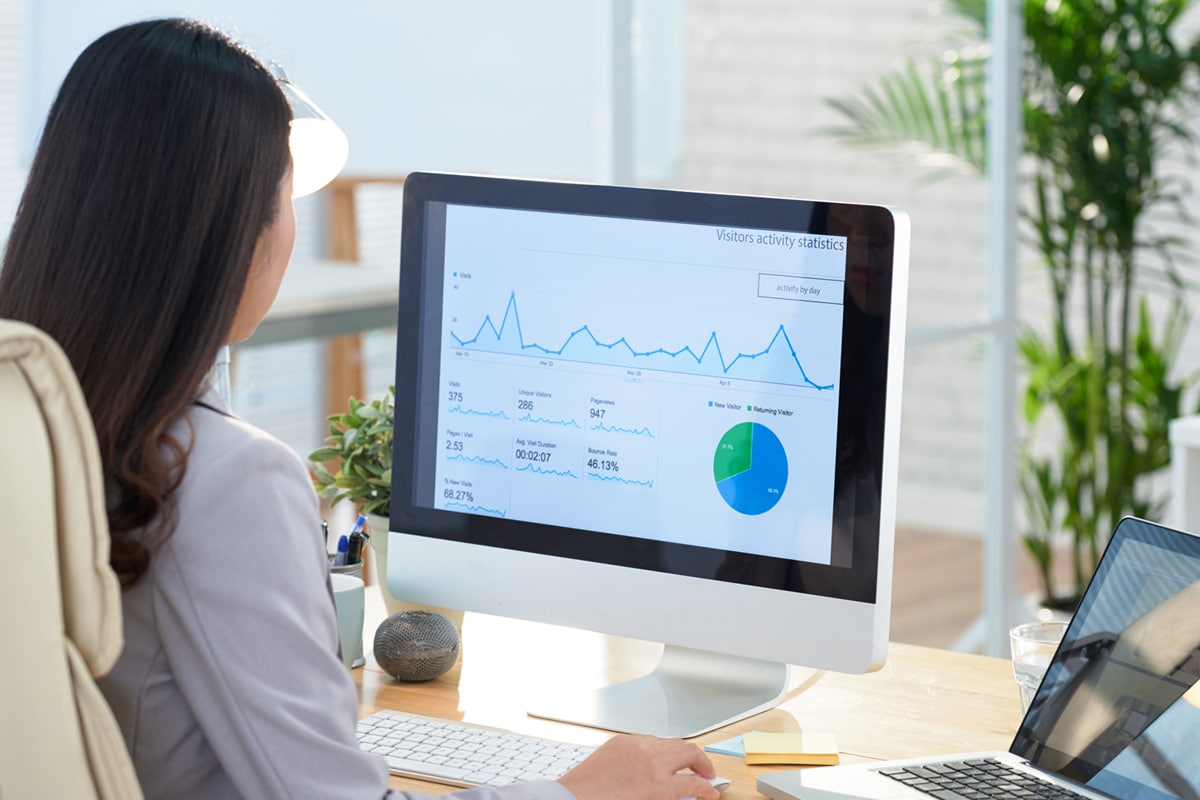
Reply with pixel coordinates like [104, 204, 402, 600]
[356, 709, 595, 788]
[876, 757, 1089, 800]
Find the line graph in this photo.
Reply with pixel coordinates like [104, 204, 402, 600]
[450, 291, 834, 390]
[590, 422, 656, 437]
[448, 404, 510, 420]
[516, 464, 580, 478]
[446, 454, 509, 469]
[587, 472, 655, 488]
[518, 413, 582, 428]
[445, 502, 507, 517]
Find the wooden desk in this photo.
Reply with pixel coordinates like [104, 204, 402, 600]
[351, 610, 1021, 799]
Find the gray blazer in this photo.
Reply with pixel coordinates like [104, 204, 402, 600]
[99, 387, 573, 800]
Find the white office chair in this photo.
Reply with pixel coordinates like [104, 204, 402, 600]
[0, 319, 143, 798]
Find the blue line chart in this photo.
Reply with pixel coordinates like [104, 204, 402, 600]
[590, 422, 656, 437]
[450, 291, 835, 390]
[446, 454, 509, 469]
[445, 502, 507, 517]
[448, 404, 510, 420]
[518, 413, 582, 428]
[515, 464, 580, 478]
[587, 472, 655, 488]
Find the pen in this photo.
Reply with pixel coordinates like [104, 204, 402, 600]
[322, 519, 329, 551]
[334, 534, 349, 567]
[346, 514, 369, 565]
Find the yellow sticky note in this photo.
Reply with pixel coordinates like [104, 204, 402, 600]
[742, 731, 840, 766]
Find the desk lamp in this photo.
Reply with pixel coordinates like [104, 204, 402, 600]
[274, 64, 350, 201]
[214, 66, 349, 405]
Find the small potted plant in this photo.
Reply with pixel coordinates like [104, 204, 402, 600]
[309, 388, 464, 627]
[308, 387, 403, 612]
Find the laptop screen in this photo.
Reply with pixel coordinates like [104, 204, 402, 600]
[1011, 517, 1200, 799]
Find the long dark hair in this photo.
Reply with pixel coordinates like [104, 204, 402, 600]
[0, 18, 291, 585]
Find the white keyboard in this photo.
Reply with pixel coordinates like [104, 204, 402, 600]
[356, 709, 596, 788]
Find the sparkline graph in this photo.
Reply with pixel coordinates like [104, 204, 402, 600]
[588, 472, 655, 488]
[590, 422, 656, 437]
[449, 291, 835, 390]
[446, 454, 508, 468]
[446, 502, 507, 517]
[518, 413, 582, 428]
[516, 464, 580, 478]
[448, 404, 509, 420]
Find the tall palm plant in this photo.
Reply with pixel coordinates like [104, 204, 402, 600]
[830, 0, 1200, 608]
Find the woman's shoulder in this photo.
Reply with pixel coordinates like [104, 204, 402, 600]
[179, 386, 312, 488]
[161, 386, 321, 556]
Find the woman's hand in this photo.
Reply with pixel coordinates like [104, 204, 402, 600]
[558, 734, 720, 800]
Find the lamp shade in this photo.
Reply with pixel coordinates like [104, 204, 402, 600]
[274, 66, 349, 198]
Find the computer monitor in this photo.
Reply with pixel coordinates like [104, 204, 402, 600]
[388, 171, 910, 738]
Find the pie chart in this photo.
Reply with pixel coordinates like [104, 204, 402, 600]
[713, 421, 788, 515]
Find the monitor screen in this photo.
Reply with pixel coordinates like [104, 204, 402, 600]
[389, 172, 910, 737]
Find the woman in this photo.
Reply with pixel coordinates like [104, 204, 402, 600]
[0, 18, 718, 800]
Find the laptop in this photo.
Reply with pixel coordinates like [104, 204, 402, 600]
[758, 516, 1200, 800]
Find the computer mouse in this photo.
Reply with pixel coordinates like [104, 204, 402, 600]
[681, 775, 731, 799]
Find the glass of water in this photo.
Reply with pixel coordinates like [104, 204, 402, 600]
[1009, 620, 1068, 714]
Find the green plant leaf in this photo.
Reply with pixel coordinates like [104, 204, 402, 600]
[306, 387, 395, 512]
[307, 447, 341, 464]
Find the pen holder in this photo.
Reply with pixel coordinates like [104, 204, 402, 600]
[328, 555, 363, 581]
[329, 556, 365, 667]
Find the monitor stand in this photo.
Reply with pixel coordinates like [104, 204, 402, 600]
[528, 644, 790, 738]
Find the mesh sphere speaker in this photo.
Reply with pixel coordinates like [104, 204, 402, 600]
[373, 610, 460, 682]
